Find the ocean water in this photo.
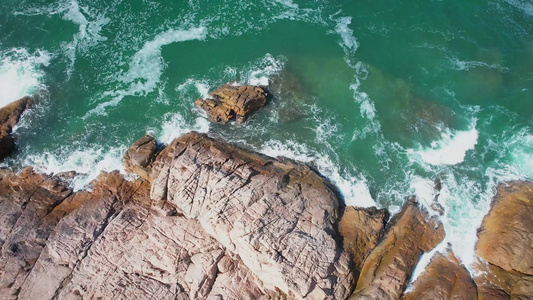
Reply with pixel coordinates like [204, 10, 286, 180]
[1, 0, 533, 275]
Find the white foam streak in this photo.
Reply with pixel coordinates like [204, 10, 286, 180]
[450, 58, 509, 72]
[177, 78, 211, 99]
[334, 17, 359, 52]
[244, 53, 285, 86]
[159, 112, 210, 145]
[24, 146, 126, 191]
[260, 140, 376, 207]
[0, 49, 51, 107]
[88, 27, 207, 116]
[504, 0, 533, 16]
[410, 126, 479, 165]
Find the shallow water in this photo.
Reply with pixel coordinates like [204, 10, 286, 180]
[1, 0, 533, 273]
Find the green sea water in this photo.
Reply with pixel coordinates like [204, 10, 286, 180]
[1, 0, 533, 272]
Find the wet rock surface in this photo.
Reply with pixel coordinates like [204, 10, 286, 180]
[1, 132, 355, 299]
[402, 251, 478, 300]
[194, 84, 268, 124]
[3, 132, 533, 300]
[349, 200, 445, 300]
[474, 181, 533, 299]
[0, 97, 33, 160]
[338, 206, 389, 274]
[123, 134, 158, 181]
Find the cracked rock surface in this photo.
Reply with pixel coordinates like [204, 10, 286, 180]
[0, 132, 355, 299]
[349, 200, 445, 300]
[474, 181, 533, 299]
[194, 85, 268, 124]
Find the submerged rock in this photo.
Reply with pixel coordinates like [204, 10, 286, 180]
[0, 97, 33, 160]
[402, 251, 477, 300]
[474, 181, 533, 299]
[349, 199, 445, 300]
[194, 84, 268, 124]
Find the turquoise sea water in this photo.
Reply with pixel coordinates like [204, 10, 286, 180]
[1, 0, 533, 273]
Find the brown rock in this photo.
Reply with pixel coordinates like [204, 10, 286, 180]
[0, 97, 33, 160]
[476, 181, 533, 275]
[349, 199, 445, 300]
[194, 84, 267, 124]
[338, 206, 389, 274]
[474, 181, 533, 300]
[1, 132, 359, 299]
[123, 134, 158, 181]
[0, 167, 72, 298]
[402, 251, 477, 300]
[149, 132, 355, 299]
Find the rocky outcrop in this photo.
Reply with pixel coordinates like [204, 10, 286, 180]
[0, 97, 33, 160]
[149, 132, 355, 299]
[349, 200, 445, 300]
[194, 84, 268, 124]
[474, 181, 533, 299]
[338, 206, 389, 274]
[0, 167, 73, 298]
[402, 251, 477, 300]
[8, 130, 533, 300]
[123, 134, 158, 181]
[1, 132, 355, 299]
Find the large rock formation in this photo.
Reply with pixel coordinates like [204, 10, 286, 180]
[0, 132, 356, 299]
[349, 200, 445, 300]
[402, 251, 478, 300]
[474, 181, 533, 299]
[149, 132, 355, 299]
[123, 134, 158, 181]
[6, 131, 533, 300]
[194, 85, 268, 124]
[0, 97, 33, 160]
[338, 206, 389, 274]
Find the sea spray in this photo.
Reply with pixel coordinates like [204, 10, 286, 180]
[0, 49, 51, 107]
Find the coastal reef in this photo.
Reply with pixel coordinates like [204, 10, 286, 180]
[0, 93, 532, 299]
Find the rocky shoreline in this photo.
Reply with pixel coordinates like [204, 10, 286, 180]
[0, 90, 532, 299]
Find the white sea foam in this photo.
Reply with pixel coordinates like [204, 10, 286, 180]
[349, 82, 382, 140]
[0, 48, 51, 108]
[243, 53, 286, 86]
[176, 78, 211, 99]
[449, 58, 509, 72]
[159, 112, 210, 145]
[409, 126, 479, 165]
[503, 0, 533, 16]
[87, 27, 207, 116]
[260, 139, 376, 207]
[274, 0, 299, 9]
[57, 0, 110, 76]
[24, 145, 126, 191]
[333, 17, 359, 52]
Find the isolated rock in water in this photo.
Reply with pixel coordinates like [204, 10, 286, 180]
[194, 84, 268, 124]
[349, 199, 445, 300]
[150, 132, 355, 299]
[0, 96, 33, 160]
[123, 134, 158, 181]
[402, 251, 477, 300]
[474, 181, 533, 299]
[338, 206, 389, 274]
